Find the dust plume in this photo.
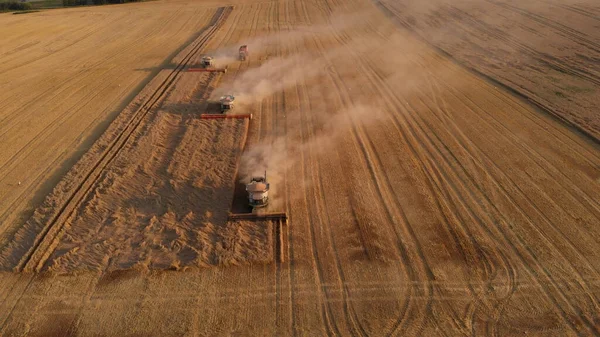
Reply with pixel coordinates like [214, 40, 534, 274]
[210, 34, 379, 110]
[208, 10, 379, 67]
[238, 102, 386, 209]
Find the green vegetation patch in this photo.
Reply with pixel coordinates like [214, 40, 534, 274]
[62, 0, 146, 6]
[29, 0, 63, 9]
[91, 0, 146, 5]
[0, 1, 33, 11]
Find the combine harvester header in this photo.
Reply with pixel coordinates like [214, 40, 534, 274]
[200, 114, 252, 119]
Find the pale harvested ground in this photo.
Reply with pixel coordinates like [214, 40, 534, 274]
[1, 0, 600, 336]
[0, 1, 218, 243]
[42, 70, 273, 272]
[379, 0, 600, 140]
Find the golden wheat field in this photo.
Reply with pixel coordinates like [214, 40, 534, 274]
[0, 0, 599, 335]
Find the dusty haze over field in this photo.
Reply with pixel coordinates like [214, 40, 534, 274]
[0, 0, 599, 335]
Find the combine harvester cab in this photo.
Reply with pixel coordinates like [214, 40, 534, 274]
[200, 94, 252, 119]
[246, 172, 269, 209]
[228, 171, 287, 221]
[201, 56, 214, 68]
[220, 95, 235, 113]
[239, 45, 248, 61]
[188, 55, 228, 73]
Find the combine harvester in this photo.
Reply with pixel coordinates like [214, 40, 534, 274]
[228, 171, 287, 221]
[200, 94, 253, 120]
[239, 45, 248, 61]
[188, 56, 228, 73]
[219, 94, 235, 113]
[228, 171, 288, 263]
[246, 172, 270, 210]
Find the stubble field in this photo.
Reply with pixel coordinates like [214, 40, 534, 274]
[0, 0, 599, 336]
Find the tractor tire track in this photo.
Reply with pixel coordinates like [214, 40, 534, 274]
[487, 1, 600, 54]
[296, 2, 379, 335]
[375, 6, 600, 333]
[412, 64, 600, 330]
[296, 76, 340, 337]
[311, 4, 440, 334]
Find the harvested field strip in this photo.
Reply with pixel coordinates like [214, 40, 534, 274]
[39, 96, 259, 271]
[218, 3, 266, 215]
[0, 6, 233, 272]
[294, 2, 425, 334]
[213, 1, 297, 332]
[227, 1, 293, 333]
[11, 2, 298, 273]
[283, 3, 353, 335]
[0, 4, 222, 243]
[365, 4, 600, 334]
[375, 0, 600, 140]
[309, 34, 402, 337]
[316, 13, 434, 337]
[261, 3, 330, 333]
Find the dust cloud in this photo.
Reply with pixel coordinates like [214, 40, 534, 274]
[239, 104, 383, 209]
[209, 34, 377, 108]
[228, 12, 433, 209]
[222, 3, 487, 209]
[208, 10, 379, 67]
